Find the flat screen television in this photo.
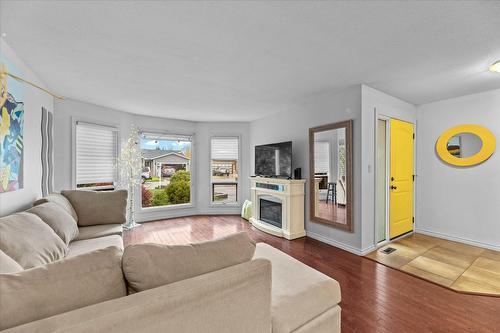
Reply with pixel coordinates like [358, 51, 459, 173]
[255, 141, 292, 178]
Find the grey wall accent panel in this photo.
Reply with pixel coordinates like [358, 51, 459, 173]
[41, 107, 54, 197]
[47, 111, 54, 194]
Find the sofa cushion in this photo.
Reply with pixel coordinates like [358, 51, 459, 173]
[68, 235, 124, 258]
[34, 193, 78, 222]
[293, 305, 341, 333]
[123, 232, 256, 292]
[0, 247, 126, 331]
[76, 224, 123, 241]
[0, 212, 67, 269]
[0, 250, 23, 274]
[62, 189, 127, 226]
[27, 202, 79, 245]
[253, 243, 341, 333]
[0, 259, 272, 333]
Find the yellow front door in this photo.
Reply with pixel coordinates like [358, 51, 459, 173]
[389, 119, 414, 239]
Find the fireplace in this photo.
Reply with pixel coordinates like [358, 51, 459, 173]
[259, 196, 282, 228]
[250, 177, 306, 240]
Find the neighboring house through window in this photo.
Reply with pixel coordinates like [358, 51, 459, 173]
[140, 132, 192, 208]
[74, 121, 118, 190]
[211, 137, 239, 204]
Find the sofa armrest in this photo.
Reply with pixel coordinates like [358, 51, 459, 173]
[3, 259, 272, 333]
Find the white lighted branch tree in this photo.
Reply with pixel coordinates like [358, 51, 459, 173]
[118, 125, 143, 229]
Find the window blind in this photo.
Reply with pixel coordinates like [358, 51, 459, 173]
[75, 122, 118, 186]
[211, 137, 239, 160]
[141, 132, 192, 142]
[314, 141, 330, 173]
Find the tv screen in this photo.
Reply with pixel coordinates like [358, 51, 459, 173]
[255, 141, 292, 178]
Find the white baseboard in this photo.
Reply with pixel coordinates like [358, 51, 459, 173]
[135, 207, 241, 223]
[360, 245, 377, 255]
[306, 231, 373, 256]
[415, 228, 500, 251]
[284, 230, 307, 240]
[198, 207, 242, 215]
[135, 208, 198, 223]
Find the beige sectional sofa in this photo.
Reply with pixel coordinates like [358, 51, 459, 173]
[35, 191, 125, 258]
[0, 190, 341, 333]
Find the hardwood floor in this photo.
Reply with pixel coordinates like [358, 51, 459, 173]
[124, 215, 500, 333]
[317, 200, 346, 224]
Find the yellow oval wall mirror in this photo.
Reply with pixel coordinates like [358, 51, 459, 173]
[436, 125, 496, 167]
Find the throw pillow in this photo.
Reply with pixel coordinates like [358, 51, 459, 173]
[122, 232, 256, 292]
[62, 189, 127, 226]
[0, 212, 67, 269]
[0, 250, 23, 274]
[0, 247, 126, 330]
[27, 202, 79, 245]
[33, 193, 79, 222]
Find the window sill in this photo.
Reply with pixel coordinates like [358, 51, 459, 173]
[208, 202, 242, 208]
[139, 203, 195, 212]
[76, 185, 115, 191]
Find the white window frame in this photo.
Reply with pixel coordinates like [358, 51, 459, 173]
[209, 135, 241, 206]
[71, 118, 119, 190]
[138, 130, 195, 212]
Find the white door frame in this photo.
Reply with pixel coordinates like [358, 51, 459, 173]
[374, 112, 417, 247]
[374, 113, 391, 246]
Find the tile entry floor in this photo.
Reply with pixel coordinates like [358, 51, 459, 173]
[365, 233, 500, 296]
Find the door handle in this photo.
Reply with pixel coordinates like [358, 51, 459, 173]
[390, 185, 397, 190]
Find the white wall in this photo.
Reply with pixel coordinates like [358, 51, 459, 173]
[361, 85, 417, 251]
[54, 98, 249, 222]
[250, 86, 363, 253]
[0, 41, 54, 216]
[416, 88, 500, 250]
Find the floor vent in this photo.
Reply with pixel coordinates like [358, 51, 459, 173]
[381, 247, 397, 254]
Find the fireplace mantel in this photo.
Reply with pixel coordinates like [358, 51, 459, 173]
[249, 176, 306, 240]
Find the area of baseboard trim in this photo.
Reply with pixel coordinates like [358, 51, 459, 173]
[415, 228, 499, 251]
[306, 231, 374, 256]
[135, 208, 242, 223]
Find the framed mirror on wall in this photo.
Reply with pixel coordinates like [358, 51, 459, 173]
[436, 124, 496, 167]
[309, 120, 353, 232]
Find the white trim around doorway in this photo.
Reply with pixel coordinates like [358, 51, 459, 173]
[374, 111, 417, 248]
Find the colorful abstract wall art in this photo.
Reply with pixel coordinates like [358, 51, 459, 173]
[0, 59, 25, 192]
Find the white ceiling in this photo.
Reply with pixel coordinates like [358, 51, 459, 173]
[1, 1, 499, 121]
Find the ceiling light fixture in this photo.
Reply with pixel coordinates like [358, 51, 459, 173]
[489, 60, 500, 73]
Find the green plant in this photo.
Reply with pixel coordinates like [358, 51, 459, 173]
[170, 170, 190, 183]
[338, 146, 346, 178]
[165, 180, 190, 204]
[144, 176, 160, 183]
[151, 190, 169, 206]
